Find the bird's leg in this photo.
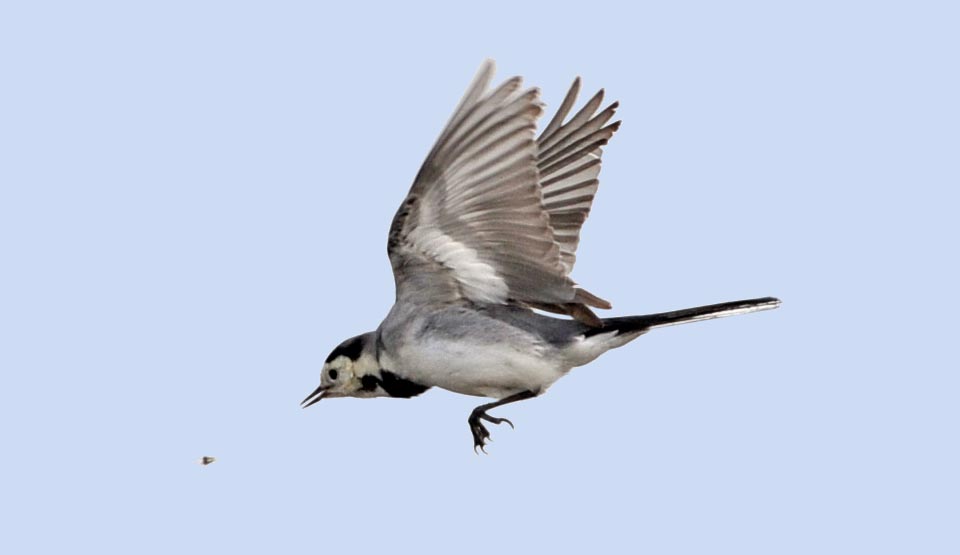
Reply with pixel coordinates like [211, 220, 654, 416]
[469, 390, 537, 453]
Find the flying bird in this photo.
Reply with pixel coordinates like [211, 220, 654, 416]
[302, 60, 780, 452]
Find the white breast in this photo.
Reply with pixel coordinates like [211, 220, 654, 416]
[384, 333, 567, 399]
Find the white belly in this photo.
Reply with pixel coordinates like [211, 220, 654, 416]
[385, 335, 566, 399]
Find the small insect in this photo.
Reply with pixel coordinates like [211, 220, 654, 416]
[196, 456, 216, 466]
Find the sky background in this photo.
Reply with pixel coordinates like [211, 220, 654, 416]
[1, 1, 958, 553]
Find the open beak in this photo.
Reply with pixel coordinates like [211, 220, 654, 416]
[301, 384, 328, 409]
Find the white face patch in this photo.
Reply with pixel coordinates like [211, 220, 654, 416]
[321, 356, 354, 390]
[321, 353, 385, 399]
[407, 226, 508, 304]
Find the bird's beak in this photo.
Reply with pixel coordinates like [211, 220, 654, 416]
[301, 384, 328, 409]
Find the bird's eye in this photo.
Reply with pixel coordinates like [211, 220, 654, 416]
[328, 369, 338, 380]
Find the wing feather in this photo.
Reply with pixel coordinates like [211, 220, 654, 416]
[388, 61, 616, 323]
[538, 81, 621, 274]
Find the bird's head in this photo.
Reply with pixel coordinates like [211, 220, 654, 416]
[301, 332, 384, 407]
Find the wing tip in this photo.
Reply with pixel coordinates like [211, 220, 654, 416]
[478, 58, 496, 75]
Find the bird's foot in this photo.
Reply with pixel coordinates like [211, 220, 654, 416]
[469, 408, 514, 454]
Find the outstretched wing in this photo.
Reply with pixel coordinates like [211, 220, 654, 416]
[387, 61, 612, 324]
[538, 79, 621, 275]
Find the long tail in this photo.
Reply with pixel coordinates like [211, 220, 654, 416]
[585, 297, 781, 337]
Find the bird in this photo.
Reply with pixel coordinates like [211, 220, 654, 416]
[301, 60, 780, 452]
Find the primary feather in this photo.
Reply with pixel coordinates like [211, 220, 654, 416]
[387, 60, 621, 325]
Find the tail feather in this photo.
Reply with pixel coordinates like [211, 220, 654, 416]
[585, 297, 781, 337]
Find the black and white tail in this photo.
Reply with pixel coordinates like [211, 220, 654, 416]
[585, 297, 781, 338]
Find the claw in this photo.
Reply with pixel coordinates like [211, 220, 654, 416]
[465, 391, 536, 452]
[472, 426, 490, 454]
[480, 414, 514, 429]
[469, 409, 516, 453]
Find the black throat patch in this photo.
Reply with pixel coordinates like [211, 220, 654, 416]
[374, 370, 430, 398]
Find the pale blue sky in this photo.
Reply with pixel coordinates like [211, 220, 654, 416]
[1, 1, 957, 553]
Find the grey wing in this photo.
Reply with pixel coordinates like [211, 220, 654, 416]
[387, 61, 610, 324]
[538, 79, 621, 275]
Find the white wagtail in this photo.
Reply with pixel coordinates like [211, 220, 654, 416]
[302, 61, 780, 452]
